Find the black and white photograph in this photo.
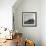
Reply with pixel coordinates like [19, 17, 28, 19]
[22, 12, 37, 27]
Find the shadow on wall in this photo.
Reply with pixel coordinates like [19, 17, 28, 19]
[12, 0, 24, 11]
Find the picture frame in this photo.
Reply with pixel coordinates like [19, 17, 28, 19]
[13, 13, 15, 31]
[22, 12, 37, 27]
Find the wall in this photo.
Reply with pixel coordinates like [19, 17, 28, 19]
[41, 0, 46, 46]
[13, 0, 41, 46]
[13, 0, 46, 46]
[0, 0, 16, 30]
[0, 0, 46, 46]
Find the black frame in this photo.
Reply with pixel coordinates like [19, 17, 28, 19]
[22, 12, 37, 27]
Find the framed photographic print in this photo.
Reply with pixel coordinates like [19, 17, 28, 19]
[22, 12, 37, 27]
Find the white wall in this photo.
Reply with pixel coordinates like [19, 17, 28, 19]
[0, 0, 16, 30]
[0, 0, 46, 46]
[13, 0, 41, 46]
[13, 0, 46, 46]
[41, 0, 46, 46]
